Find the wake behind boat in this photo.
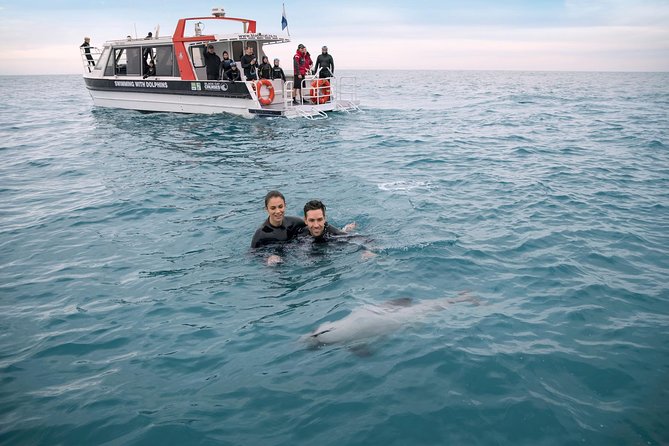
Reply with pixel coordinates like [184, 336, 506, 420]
[80, 7, 360, 119]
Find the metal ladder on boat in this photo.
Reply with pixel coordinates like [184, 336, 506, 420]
[294, 105, 328, 120]
[334, 99, 362, 114]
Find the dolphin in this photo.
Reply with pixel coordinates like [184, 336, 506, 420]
[304, 293, 478, 349]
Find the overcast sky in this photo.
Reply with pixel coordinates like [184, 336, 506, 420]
[1, 0, 668, 75]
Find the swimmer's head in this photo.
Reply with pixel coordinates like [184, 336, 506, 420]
[303, 200, 327, 237]
[264, 190, 285, 208]
[303, 200, 326, 217]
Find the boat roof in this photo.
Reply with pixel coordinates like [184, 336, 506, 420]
[105, 14, 289, 47]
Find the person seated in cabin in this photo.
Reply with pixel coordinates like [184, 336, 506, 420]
[223, 62, 241, 82]
[143, 60, 155, 79]
[258, 56, 272, 80]
[271, 58, 286, 82]
[218, 51, 234, 79]
[241, 47, 258, 81]
[80, 37, 95, 70]
[203, 44, 221, 80]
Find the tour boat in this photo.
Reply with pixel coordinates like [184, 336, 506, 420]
[80, 8, 359, 119]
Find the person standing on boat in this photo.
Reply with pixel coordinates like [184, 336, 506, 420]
[258, 56, 272, 80]
[80, 37, 95, 69]
[203, 44, 221, 80]
[293, 44, 308, 103]
[219, 51, 233, 79]
[241, 47, 258, 81]
[305, 48, 314, 74]
[315, 46, 334, 78]
[271, 58, 286, 82]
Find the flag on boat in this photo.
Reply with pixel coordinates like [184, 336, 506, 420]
[281, 4, 288, 31]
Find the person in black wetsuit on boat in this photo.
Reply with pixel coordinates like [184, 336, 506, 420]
[314, 45, 334, 78]
[258, 56, 272, 80]
[203, 44, 221, 80]
[80, 37, 95, 70]
[271, 58, 286, 82]
[218, 51, 234, 79]
[241, 46, 258, 81]
[223, 62, 240, 81]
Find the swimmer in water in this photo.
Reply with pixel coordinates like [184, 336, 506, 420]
[298, 199, 355, 242]
[251, 190, 305, 265]
[298, 200, 375, 259]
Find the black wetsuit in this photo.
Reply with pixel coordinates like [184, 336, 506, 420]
[241, 54, 258, 80]
[203, 51, 221, 80]
[219, 59, 234, 79]
[297, 223, 346, 243]
[223, 67, 241, 82]
[315, 53, 334, 78]
[258, 63, 272, 80]
[80, 41, 94, 67]
[271, 66, 286, 82]
[251, 216, 306, 248]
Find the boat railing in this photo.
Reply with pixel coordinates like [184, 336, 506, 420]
[334, 76, 359, 106]
[80, 47, 102, 73]
[301, 75, 360, 112]
[285, 80, 295, 106]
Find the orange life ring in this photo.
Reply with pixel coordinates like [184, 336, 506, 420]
[309, 79, 331, 104]
[256, 79, 275, 105]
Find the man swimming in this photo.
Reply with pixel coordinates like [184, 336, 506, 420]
[298, 200, 356, 242]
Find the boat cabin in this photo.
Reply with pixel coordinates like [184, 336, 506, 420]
[94, 15, 289, 81]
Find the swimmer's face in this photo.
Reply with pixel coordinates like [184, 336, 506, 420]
[305, 209, 326, 237]
[266, 197, 285, 226]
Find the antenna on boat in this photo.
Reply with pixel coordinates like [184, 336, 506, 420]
[154, 24, 160, 39]
[212, 7, 226, 17]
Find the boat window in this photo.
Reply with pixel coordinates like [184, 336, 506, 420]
[106, 48, 127, 76]
[154, 46, 175, 76]
[105, 47, 141, 76]
[233, 41, 258, 61]
[231, 41, 244, 61]
[214, 42, 232, 61]
[190, 45, 206, 68]
[125, 47, 141, 76]
[95, 46, 110, 71]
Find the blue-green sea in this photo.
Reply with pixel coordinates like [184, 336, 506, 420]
[1, 71, 668, 445]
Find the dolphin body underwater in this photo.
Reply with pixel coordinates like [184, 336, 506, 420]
[304, 294, 478, 350]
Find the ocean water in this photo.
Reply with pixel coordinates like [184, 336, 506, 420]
[1, 71, 668, 445]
